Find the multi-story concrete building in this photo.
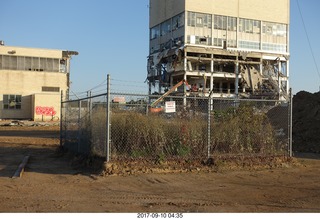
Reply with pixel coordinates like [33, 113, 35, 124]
[147, 0, 290, 101]
[0, 41, 78, 121]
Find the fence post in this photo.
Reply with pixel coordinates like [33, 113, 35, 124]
[207, 97, 211, 159]
[207, 90, 215, 159]
[78, 100, 82, 153]
[87, 91, 92, 121]
[288, 88, 293, 157]
[60, 90, 63, 148]
[106, 74, 111, 162]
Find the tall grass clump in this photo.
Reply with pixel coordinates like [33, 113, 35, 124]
[210, 104, 279, 155]
[111, 111, 207, 159]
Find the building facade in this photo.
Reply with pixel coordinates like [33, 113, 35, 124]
[0, 41, 78, 121]
[147, 0, 290, 101]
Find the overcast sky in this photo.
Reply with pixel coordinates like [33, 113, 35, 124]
[1, 0, 320, 96]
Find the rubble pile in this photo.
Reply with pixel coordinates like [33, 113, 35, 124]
[0, 120, 59, 127]
[293, 91, 320, 153]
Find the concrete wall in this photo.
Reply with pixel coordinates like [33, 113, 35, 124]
[149, 0, 185, 27]
[32, 93, 61, 122]
[0, 70, 67, 119]
[150, 0, 290, 27]
[0, 46, 63, 58]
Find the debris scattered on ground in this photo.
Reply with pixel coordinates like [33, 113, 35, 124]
[0, 120, 59, 127]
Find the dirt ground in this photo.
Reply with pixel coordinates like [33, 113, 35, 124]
[0, 123, 320, 213]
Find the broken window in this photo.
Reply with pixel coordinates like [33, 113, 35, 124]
[60, 59, 67, 72]
[214, 15, 227, 30]
[172, 12, 184, 30]
[3, 94, 22, 110]
[228, 17, 237, 31]
[161, 19, 171, 36]
[150, 25, 160, 39]
[262, 22, 287, 37]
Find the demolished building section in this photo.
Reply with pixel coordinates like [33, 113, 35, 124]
[147, 0, 290, 101]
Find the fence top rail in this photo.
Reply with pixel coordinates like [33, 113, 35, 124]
[62, 91, 289, 104]
[62, 92, 107, 104]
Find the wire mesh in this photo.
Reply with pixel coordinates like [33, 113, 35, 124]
[61, 91, 292, 161]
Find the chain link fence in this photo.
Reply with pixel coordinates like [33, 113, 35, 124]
[61, 78, 292, 163]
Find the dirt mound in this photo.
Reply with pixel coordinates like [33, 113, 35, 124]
[102, 156, 295, 176]
[293, 90, 320, 153]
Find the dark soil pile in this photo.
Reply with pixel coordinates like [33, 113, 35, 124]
[293, 90, 320, 153]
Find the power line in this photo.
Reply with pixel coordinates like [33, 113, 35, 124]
[296, 0, 320, 83]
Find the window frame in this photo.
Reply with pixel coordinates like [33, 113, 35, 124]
[3, 94, 22, 110]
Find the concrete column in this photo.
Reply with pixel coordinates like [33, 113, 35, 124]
[211, 55, 214, 72]
[286, 60, 290, 94]
[184, 51, 187, 71]
[210, 74, 214, 92]
[183, 73, 187, 106]
[235, 60, 239, 97]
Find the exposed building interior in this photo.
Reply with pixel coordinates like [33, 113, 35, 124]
[147, 0, 290, 103]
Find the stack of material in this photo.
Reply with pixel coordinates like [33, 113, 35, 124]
[293, 91, 320, 153]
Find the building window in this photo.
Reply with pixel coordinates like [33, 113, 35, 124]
[196, 17, 203, 27]
[161, 19, 171, 36]
[188, 12, 211, 28]
[3, 94, 22, 110]
[262, 22, 287, 37]
[42, 86, 60, 92]
[187, 12, 196, 27]
[262, 43, 287, 53]
[214, 15, 227, 30]
[150, 25, 160, 40]
[214, 38, 223, 47]
[239, 40, 260, 50]
[228, 17, 237, 31]
[239, 19, 260, 34]
[172, 12, 185, 30]
[0, 55, 62, 72]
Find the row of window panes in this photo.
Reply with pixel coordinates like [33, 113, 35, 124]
[3, 94, 21, 110]
[238, 41, 260, 50]
[150, 12, 287, 40]
[187, 37, 236, 48]
[238, 41, 287, 52]
[262, 22, 287, 37]
[150, 12, 184, 40]
[0, 55, 66, 73]
[239, 19, 261, 34]
[262, 43, 287, 53]
[186, 12, 286, 36]
[151, 36, 184, 54]
[188, 12, 212, 28]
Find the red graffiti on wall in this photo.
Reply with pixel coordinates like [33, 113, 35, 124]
[35, 106, 57, 116]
